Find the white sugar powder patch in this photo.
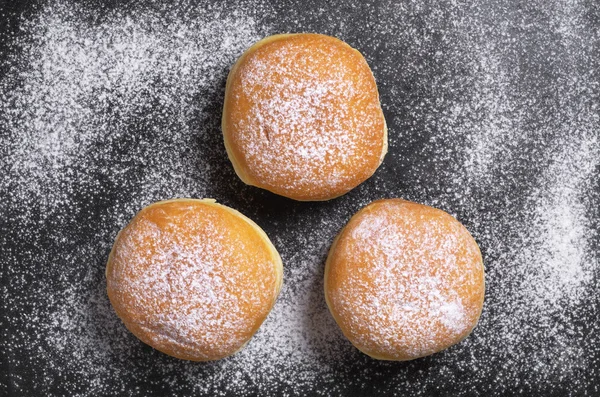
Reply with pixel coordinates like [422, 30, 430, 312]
[1, 1, 262, 222]
[417, 0, 600, 387]
[374, 0, 599, 392]
[477, 126, 600, 382]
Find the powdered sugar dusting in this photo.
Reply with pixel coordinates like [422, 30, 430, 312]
[108, 202, 278, 360]
[328, 201, 482, 359]
[1, 0, 262, 222]
[226, 34, 385, 199]
[2, 0, 599, 395]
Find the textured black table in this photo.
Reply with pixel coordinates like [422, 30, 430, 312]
[1, 0, 599, 396]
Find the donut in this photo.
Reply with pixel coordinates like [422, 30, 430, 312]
[324, 199, 485, 360]
[222, 33, 387, 201]
[106, 198, 283, 361]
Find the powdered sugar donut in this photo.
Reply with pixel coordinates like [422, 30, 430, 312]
[222, 33, 387, 201]
[324, 199, 485, 360]
[106, 198, 283, 361]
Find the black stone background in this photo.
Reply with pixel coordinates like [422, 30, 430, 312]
[1, 0, 599, 396]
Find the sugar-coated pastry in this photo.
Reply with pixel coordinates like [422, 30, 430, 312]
[106, 198, 283, 361]
[324, 199, 485, 361]
[222, 33, 387, 201]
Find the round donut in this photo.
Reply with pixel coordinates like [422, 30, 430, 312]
[222, 33, 387, 201]
[106, 198, 283, 361]
[324, 199, 485, 361]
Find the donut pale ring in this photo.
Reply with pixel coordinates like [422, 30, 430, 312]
[324, 199, 485, 361]
[222, 33, 388, 201]
[106, 198, 283, 361]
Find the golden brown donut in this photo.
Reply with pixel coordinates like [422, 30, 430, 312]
[222, 33, 387, 201]
[106, 198, 283, 361]
[324, 199, 485, 360]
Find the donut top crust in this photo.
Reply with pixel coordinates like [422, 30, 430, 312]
[222, 33, 387, 201]
[325, 199, 485, 360]
[106, 199, 282, 361]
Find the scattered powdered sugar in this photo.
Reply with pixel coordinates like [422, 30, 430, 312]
[329, 201, 482, 360]
[1, 0, 264, 223]
[385, 0, 600, 390]
[2, 0, 599, 395]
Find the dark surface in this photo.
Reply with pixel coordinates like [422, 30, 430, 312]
[1, 0, 600, 396]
